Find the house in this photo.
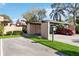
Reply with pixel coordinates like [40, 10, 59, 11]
[0, 16, 10, 26]
[26, 20, 71, 40]
[4, 23, 22, 34]
[0, 16, 22, 34]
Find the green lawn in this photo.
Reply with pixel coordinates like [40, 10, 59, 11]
[24, 35, 79, 56]
[0, 35, 21, 39]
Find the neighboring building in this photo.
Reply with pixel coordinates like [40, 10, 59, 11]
[4, 23, 22, 34]
[0, 16, 10, 26]
[0, 16, 22, 34]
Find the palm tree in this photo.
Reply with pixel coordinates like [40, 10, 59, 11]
[50, 3, 66, 21]
[66, 3, 79, 24]
[50, 3, 79, 34]
[65, 3, 79, 33]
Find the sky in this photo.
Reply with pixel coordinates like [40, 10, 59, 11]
[0, 3, 52, 22]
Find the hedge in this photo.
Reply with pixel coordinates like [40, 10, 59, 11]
[6, 31, 22, 35]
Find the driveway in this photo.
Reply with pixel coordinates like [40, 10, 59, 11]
[54, 34, 79, 46]
[2, 37, 64, 56]
[0, 39, 1, 56]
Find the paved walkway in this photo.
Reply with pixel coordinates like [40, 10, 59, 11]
[0, 39, 1, 56]
[2, 37, 65, 56]
[54, 34, 79, 47]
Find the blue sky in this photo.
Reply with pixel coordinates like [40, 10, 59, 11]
[0, 3, 52, 22]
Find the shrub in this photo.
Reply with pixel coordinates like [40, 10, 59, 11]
[6, 31, 13, 35]
[6, 31, 22, 35]
[76, 24, 79, 33]
[13, 31, 22, 35]
[0, 23, 4, 35]
[22, 29, 27, 33]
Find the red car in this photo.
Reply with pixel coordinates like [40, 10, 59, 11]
[56, 28, 73, 35]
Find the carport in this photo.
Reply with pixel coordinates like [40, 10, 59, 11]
[41, 21, 70, 40]
[26, 21, 74, 40]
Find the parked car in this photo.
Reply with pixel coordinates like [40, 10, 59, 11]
[56, 28, 73, 35]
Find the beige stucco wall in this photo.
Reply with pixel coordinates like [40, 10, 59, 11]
[3, 24, 22, 34]
[41, 22, 53, 40]
[41, 22, 48, 39]
[27, 23, 31, 34]
[0, 16, 4, 21]
[47, 22, 53, 40]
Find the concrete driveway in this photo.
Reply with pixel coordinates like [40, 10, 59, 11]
[54, 34, 79, 46]
[2, 37, 64, 56]
[0, 39, 1, 56]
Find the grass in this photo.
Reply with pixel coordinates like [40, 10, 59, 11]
[0, 35, 21, 39]
[24, 35, 79, 56]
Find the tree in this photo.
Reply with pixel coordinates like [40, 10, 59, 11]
[66, 3, 79, 24]
[76, 16, 79, 24]
[22, 8, 46, 22]
[22, 12, 37, 22]
[65, 3, 79, 33]
[32, 8, 46, 20]
[50, 3, 79, 34]
[50, 3, 66, 21]
[66, 16, 73, 23]
[0, 14, 12, 22]
[66, 16, 79, 24]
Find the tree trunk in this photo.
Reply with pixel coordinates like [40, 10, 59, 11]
[72, 14, 76, 34]
[59, 15, 61, 21]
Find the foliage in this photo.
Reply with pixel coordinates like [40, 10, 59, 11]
[32, 8, 46, 20]
[13, 31, 22, 35]
[57, 24, 64, 29]
[76, 16, 79, 24]
[50, 3, 66, 21]
[22, 12, 36, 22]
[0, 35, 21, 39]
[66, 16, 73, 23]
[50, 3, 79, 34]
[6, 31, 13, 35]
[67, 16, 79, 24]
[22, 8, 46, 22]
[6, 31, 22, 35]
[76, 24, 79, 33]
[65, 3, 79, 26]
[0, 23, 4, 35]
